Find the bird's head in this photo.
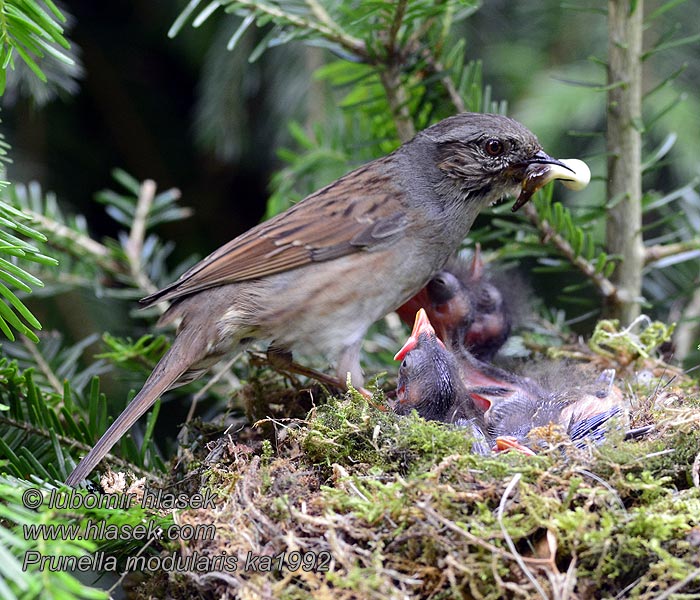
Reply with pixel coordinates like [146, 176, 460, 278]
[423, 270, 472, 342]
[395, 265, 473, 345]
[398, 247, 512, 361]
[420, 113, 590, 211]
[393, 308, 460, 420]
[443, 247, 512, 360]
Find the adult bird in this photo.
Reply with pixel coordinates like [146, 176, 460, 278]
[66, 112, 587, 485]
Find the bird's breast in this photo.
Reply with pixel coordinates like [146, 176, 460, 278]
[256, 245, 440, 354]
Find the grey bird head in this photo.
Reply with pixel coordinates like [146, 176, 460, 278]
[394, 308, 488, 427]
[394, 310, 463, 421]
[415, 112, 576, 211]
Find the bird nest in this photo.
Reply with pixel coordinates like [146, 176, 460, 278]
[125, 347, 700, 600]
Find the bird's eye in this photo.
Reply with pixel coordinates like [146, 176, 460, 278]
[427, 272, 459, 303]
[476, 285, 500, 311]
[484, 138, 504, 157]
[434, 274, 448, 287]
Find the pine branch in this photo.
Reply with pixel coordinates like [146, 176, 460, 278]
[420, 49, 466, 113]
[62, 432, 162, 482]
[13, 180, 172, 302]
[644, 240, 700, 266]
[378, 64, 414, 142]
[304, 0, 341, 40]
[125, 179, 159, 297]
[388, 0, 409, 51]
[21, 205, 122, 273]
[0, 362, 165, 482]
[605, 0, 645, 321]
[522, 203, 619, 301]
[233, 0, 366, 57]
[363, 0, 412, 142]
[0, 0, 73, 93]
[0, 412, 98, 470]
[20, 334, 62, 395]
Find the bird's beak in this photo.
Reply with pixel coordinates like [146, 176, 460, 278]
[394, 308, 445, 361]
[468, 242, 483, 279]
[493, 436, 537, 456]
[511, 152, 591, 212]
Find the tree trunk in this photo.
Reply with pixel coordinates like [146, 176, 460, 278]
[605, 0, 645, 323]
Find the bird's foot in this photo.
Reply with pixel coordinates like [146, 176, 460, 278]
[264, 347, 380, 407]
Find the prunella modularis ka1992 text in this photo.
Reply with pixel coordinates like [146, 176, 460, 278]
[65, 112, 590, 485]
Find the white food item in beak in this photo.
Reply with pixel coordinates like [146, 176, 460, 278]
[557, 158, 591, 191]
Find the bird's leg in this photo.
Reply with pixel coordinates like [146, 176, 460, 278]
[265, 346, 375, 401]
[266, 346, 343, 388]
[335, 341, 364, 389]
[334, 342, 386, 408]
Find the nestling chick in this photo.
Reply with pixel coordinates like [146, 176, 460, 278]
[487, 366, 627, 454]
[394, 311, 626, 456]
[394, 309, 491, 452]
[396, 246, 515, 361]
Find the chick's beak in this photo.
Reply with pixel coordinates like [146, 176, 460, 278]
[511, 152, 591, 212]
[394, 308, 445, 361]
[494, 436, 537, 456]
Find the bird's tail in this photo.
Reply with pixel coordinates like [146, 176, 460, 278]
[65, 332, 205, 486]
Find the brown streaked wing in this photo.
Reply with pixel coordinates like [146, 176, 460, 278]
[141, 165, 406, 306]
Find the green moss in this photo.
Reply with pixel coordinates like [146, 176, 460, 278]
[132, 341, 700, 599]
[589, 318, 675, 362]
